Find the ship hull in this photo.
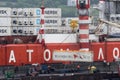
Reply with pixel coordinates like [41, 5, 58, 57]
[0, 41, 119, 66]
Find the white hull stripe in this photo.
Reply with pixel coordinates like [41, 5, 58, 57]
[80, 39, 89, 43]
[79, 30, 89, 34]
[79, 19, 91, 24]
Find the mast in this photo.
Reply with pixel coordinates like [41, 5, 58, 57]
[76, 0, 91, 48]
[36, 0, 45, 44]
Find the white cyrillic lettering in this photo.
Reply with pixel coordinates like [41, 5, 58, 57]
[27, 50, 33, 62]
[44, 49, 51, 61]
[9, 50, 16, 63]
[113, 48, 119, 59]
[98, 48, 104, 60]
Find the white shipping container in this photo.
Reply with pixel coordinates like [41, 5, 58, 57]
[28, 8, 34, 17]
[0, 8, 11, 17]
[44, 8, 61, 18]
[61, 17, 79, 27]
[21, 8, 41, 17]
[12, 18, 41, 26]
[34, 27, 41, 35]
[0, 18, 11, 26]
[23, 27, 29, 35]
[18, 18, 23, 25]
[17, 27, 23, 35]
[28, 27, 35, 35]
[27, 18, 41, 26]
[0, 27, 11, 36]
[23, 18, 29, 26]
[11, 27, 18, 35]
[33, 8, 41, 17]
[65, 17, 78, 26]
[11, 8, 18, 16]
[23, 8, 29, 17]
[17, 8, 23, 17]
[109, 27, 120, 34]
[11, 18, 18, 26]
[44, 18, 61, 26]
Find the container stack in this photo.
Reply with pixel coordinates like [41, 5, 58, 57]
[0, 8, 62, 36]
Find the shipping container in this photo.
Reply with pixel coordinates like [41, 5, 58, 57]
[0, 27, 11, 36]
[11, 26, 18, 35]
[0, 18, 11, 26]
[29, 18, 41, 26]
[64, 17, 78, 26]
[11, 18, 18, 26]
[23, 27, 30, 35]
[32, 8, 41, 17]
[23, 8, 29, 17]
[12, 18, 41, 26]
[18, 18, 23, 26]
[23, 18, 29, 26]
[0, 7, 11, 17]
[17, 8, 23, 17]
[11, 8, 18, 17]
[109, 27, 120, 35]
[28, 27, 34, 35]
[17, 27, 23, 35]
[12, 26, 31, 35]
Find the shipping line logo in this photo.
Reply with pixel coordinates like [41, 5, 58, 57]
[0, 10, 7, 14]
[36, 9, 41, 15]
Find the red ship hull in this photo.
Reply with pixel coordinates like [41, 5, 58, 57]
[0, 42, 119, 66]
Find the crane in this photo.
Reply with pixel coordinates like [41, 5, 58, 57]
[94, 19, 120, 35]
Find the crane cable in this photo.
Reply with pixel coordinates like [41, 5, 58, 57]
[94, 21, 104, 35]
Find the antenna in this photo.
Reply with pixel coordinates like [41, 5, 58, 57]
[41, 0, 44, 8]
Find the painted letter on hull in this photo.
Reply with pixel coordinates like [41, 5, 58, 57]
[92, 42, 120, 62]
[91, 43, 105, 61]
[106, 42, 120, 62]
[9, 50, 16, 63]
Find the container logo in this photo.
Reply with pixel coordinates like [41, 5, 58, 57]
[36, 19, 40, 25]
[0, 29, 7, 33]
[0, 10, 7, 14]
[36, 10, 41, 15]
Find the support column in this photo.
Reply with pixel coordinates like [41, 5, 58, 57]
[36, 3, 45, 43]
[76, 0, 91, 48]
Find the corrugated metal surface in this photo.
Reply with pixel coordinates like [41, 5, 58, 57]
[0, 18, 11, 26]
[12, 8, 41, 17]
[11, 27, 37, 35]
[11, 18, 41, 26]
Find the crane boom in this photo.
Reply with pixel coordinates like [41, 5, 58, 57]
[99, 19, 120, 28]
[94, 19, 120, 35]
